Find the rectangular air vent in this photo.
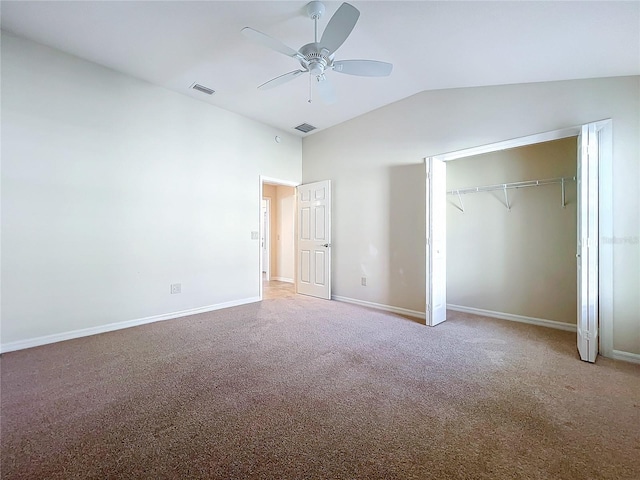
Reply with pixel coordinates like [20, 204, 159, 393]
[191, 83, 215, 95]
[294, 123, 316, 133]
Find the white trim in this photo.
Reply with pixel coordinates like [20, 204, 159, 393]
[259, 178, 264, 300]
[0, 297, 261, 354]
[611, 350, 640, 365]
[260, 176, 300, 188]
[261, 197, 271, 281]
[447, 304, 577, 332]
[332, 295, 425, 320]
[271, 277, 294, 283]
[433, 126, 581, 162]
[595, 120, 613, 358]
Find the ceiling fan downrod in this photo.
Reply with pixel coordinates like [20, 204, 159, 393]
[307, 1, 325, 40]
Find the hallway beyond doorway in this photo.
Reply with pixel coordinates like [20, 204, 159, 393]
[263, 279, 295, 300]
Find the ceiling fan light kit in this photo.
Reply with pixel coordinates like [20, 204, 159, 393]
[241, 2, 393, 104]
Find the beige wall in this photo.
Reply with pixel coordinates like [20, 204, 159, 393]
[446, 138, 577, 324]
[302, 76, 639, 356]
[275, 186, 295, 282]
[262, 184, 278, 278]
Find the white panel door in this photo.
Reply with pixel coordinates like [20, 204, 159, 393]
[426, 158, 447, 326]
[296, 180, 331, 299]
[577, 125, 599, 362]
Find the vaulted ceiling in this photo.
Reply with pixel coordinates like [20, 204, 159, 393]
[2, 1, 638, 136]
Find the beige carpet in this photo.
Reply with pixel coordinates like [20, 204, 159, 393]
[2, 287, 639, 479]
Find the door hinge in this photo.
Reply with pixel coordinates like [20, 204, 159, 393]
[427, 303, 431, 311]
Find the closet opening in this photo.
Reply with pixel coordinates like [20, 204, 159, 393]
[425, 121, 613, 362]
[446, 137, 578, 332]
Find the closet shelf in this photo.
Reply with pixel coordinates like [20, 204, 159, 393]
[447, 176, 576, 212]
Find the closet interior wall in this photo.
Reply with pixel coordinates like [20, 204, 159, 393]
[446, 137, 578, 325]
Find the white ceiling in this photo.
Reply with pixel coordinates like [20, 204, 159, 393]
[2, 1, 639, 136]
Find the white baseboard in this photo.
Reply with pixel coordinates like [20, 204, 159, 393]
[0, 296, 261, 354]
[332, 295, 425, 320]
[447, 304, 577, 332]
[271, 277, 294, 284]
[5, 297, 637, 365]
[611, 350, 640, 364]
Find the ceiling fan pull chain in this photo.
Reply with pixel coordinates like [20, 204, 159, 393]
[308, 74, 313, 103]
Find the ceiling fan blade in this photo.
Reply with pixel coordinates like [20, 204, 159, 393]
[258, 70, 306, 90]
[333, 60, 393, 77]
[241, 27, 302, 59]
[316, 76, 337, 104]
[320, 3, 360, 54]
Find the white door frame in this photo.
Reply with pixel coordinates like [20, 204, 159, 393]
[259, 176, 300, 300]
[261, 198, 271, 280]
[425, 121, 613, 359]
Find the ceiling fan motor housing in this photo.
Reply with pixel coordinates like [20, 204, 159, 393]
[299, 43, 333, 76]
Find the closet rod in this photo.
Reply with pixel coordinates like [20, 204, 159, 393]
[446, 176, 575, 196]
[447, 176, 576, 212]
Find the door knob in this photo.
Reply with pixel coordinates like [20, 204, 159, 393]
[320, 243, 331, 247]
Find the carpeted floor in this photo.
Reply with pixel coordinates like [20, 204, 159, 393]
[1, 284, 639, 479]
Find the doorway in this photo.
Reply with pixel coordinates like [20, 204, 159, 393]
[260, 177, 298, 300]
[425, 121, 613, 362]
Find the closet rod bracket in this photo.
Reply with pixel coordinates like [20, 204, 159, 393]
[456, 190, 465, 213]
[503, 185, 511, 211]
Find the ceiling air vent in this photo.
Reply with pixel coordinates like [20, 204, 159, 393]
[191, 83, 215, 95]
[294, 123, 316, 133]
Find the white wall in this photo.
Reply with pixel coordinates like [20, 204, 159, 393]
[1, 33, 302, 349]
[446, 138, 577, 325]
[302, 76, 640, 356]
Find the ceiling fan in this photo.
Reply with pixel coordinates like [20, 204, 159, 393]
[241, 1, 393, 104]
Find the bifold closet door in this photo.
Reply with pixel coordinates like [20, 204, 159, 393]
[576, 124, 599, 363]
[426, 158, 447, 326]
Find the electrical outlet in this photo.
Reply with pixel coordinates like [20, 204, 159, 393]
[171, 283, 181, 294]
[361, 277, 367, 286]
